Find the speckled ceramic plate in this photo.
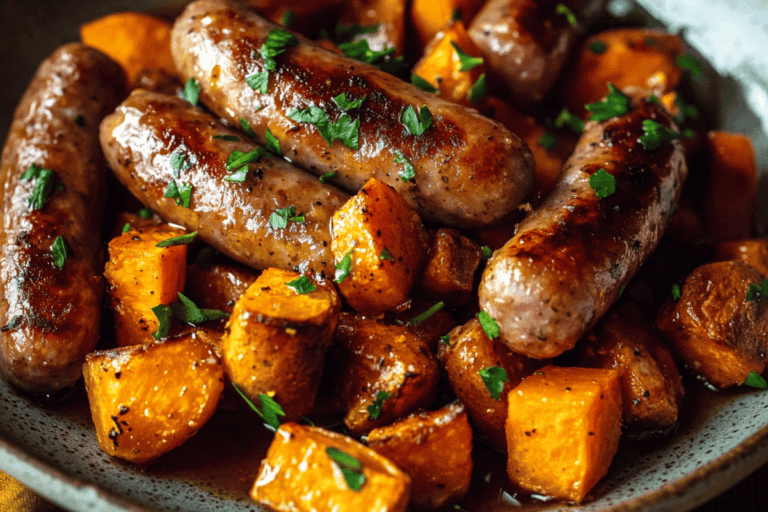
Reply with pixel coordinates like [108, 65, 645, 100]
[1, 1, 768, 511]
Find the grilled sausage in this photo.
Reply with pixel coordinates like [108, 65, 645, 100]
[479, 95, 687, 359]
[171, 0, 534, 229]
[100, 89, 348, 276]
[468, 0, 579, 105]
[0, 43, 126, 395]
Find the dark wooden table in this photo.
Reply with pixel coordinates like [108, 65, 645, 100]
[695, 461, 768, 511]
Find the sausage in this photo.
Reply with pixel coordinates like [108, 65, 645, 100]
[468, 0, 579, 105]
[171, 0, 534, 229]
[0, 43, 126, 395]
[100, 89, 348, 276]
[479, 95, 688, 359]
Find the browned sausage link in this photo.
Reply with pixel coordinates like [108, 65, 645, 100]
[100, 89, 348, 277]
[0, 43, 126, 395]
[171, 0, 534, 229]
[469, 0, 578, 105]
[479, 97, 687, 359]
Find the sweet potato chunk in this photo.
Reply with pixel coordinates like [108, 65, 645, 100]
[412, 21, 486, 107]
[714, 239, 768, 277]
[331, 178, 428, 315]
[83, 335, 224, 465]
[251, 423, 410, 512]
[104, 223, 189, 347]
[80, 12, 176, 86]
[333, 314, 439, 435]
[656, 261, 768, 388]
[410, 0, 485, 51]
[703, 132, 758, 243]
[562, 29, 683, 116]
[222, 268, 340, 421]
[417, 229, 482, 307]
[366, 401, 472, 510]
[438, 318, 545, 449]
[506, 366, 622, 503]
[579, 303, 684, 432]
[185, 259, 259, 314]
[339, 0, 407, 56]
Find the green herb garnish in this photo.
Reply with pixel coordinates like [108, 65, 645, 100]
[334, 250, 353, 283]
[21, 164, 57, 210]
[170, 292, 229, 326]
[232, 383, 286, 430]
[226, 148, 265, 170]
[334, 93, 366, 112]
[556, 4, 578, 28]
[450, 41, 483, 71]
[410, 301, 445, 326]
[164, 180, 193, 208]
[676, 55, 702, 78]
[440, 335, 451, 346]
[555, 107, 584, 134]
[585, 83, 630, 122]
[265, 128, 281, 156]
[281, 11, 295, 28]
[672, 284, 682, 301]
[394, 150, 415, 183]
[478, 310, 500, 339]
[261, 29, 299, 71]
[241, 118, 257, 138]
[225, 166, 250, 183]
[380, 247, 395, 262]
[269, 206, 304, 229]
[122, 223, 131, 233]
[289, 105, 360, 149]
[319, 172, 336, 183]
[479, 366, 509, 400]
[746, 279, 768, 302]
[589, 168, 616, 198]
[589, 40, 607, 54]
[213, 134, 240, 142]
[326, 447, 366, 491]
[638, 119, 680, 150]
[138, 207, 153, 219]
[246, 71, 269, 94]
[155, 231, 198, 248]
[401, 105, 433, 136]
[285, 275, 316, 294]
[367, 391, 391, 420]
[184, 77, 201, 106]
[150, 304, 173, 340]
[538, 131, 558, 150]
[468, 73, 488, 104]
[171, 151, 192, 175]
[51, 235, 70, 269]
[744, 371, 768, 390]
[411, 74, 437, 93]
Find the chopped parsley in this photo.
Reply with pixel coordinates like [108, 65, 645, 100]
[122, 223, 131, 233]
[184, 77, 201, 106]
[213, 134, 240, 142]
[171, 292, 229, 325]
[334, 250, 353, 283]
[672, 284, 682, 301]
[171, 151, 192, 175]
[556, 4, 578, 28]
[538, 131, 558, 150]
[410, 301, 445, 326]
[367, 391, 390, 420]
[411, 74, 437, 93]
[452, 7, 462, 20]
[319, 172, 336, 183]
[246, 71, 269, 94]
[589, 40, 607, 54]
[288, 105, 360, 150]
[478, 310, 500, 339]
[261, 29, 299, 71]
[675, 99, 700, 123]
[394, 150, 415, 183]
[151, 304, 173, 340]
[241, 118, 257, 138]
[226, 148, 265, 170]
[380, 247, 395, 262]
[450, 41, 483, 71]
[744, 371, 768, 390]
[325, 447, 366, 491]
[682, 128, 696, 139]
[21, 164, 57, 210]
[746, 279, 768, 302]
[338, 39, 405, 72]
[468, 73, 488, 104]
[164, 180, 193, 208]
[232, 383, 286, 430]
[334, 93, 366, 112]
[269, 206, 304, 229]
[555, 107, 584, 134]
[289, 105, 328, 124]
[281, 11, 295, 28]
[638, 119, 680, 150]
[481, 246, 492, 259]
[585, 83, 630, 122]
[440, 335, 451, 346]
[401, 105, 433, 136]
[51, 235, 70, 269]
[479, 366, 509, 401]
[155, 231, 198, 248]
[225, 167, 250, 183]
[138, 207, 153, 219]
[676, 55, 702, 78]
[265, 128, 281, 156]
[589, 168, 616, 198]
[285, 275, 316, 294]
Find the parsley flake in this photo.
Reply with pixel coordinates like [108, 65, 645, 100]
[21, 164, 57, 210]
[339, 39, 405, 72]
[164, 180, 193, 208]
[51, 235, 70, 269]
[150, 304, 172, 340]
[289, 105, 360, 149]
[171, 151, 192, 175]
[261, 29, 299, 71]
[452, 7, 462, 20]
[226, 148, 265, 170]
[155, 231, 198, 248]
[281, 10, 295, 28]
[171, 292, 229, 325]
[213, 134, 240, 142]
[285, 275, 316, 294]
[269, 206, 304, 229]
[380, 247, 395, 262]
[556, 4, 578, 28]
[638, 119, 680, 150]
[555, 107, 584, 134]
[122, 223, 131, 233]
[585, 83, 630, 122]
[676, 55, 702, 78]
[746, 279, 768, 302]
[589, 168, 616, 198]
[411, 74, 437, 93]
[241, 118, 257, 138]
[481, 246, 492, 259]
[138, 207, 153, 219]
[289, 105, 328, 124]
[410, 301, 445, 326]
[319, 172, 336, 183]
[225, 166, 250, 183]
[334, 93, 366, 112]
[325, 447, 366, 492]
[450, 41, 483, 71]
[672, 284, 682, 301]
[367, 391, 390, 420]
[265, 128, 281, 156]
[479, 366, 509, 401]
[468, 73, 488, 104]
[440, 335, 451, 346]
[334, 250, 353, 283]
[478, 310, 500, 339]
[401, 105, 433, 136]
[246, 71, 269, 94]
[744, 371, 768, 390]
[394, 150, 415, 183]
[538, 131, 558, 150]
[682, 128, 696, 139]
[589, 40, 607, 54]
[184, 77, 201, 106]
[232, 383, 286, 430]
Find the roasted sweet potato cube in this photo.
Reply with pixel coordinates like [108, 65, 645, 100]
[333, 313, 439, 435]
[562, 29, 683, 116]
[222, 268, 340, 421]
[366, 401, 472, 510]
[417, 229, 482, 307]
[579, 303, 684, 432]
[83, 335, 224, 465]
[506, 366, 622, 503]
[714, 239, 768, 277]
[185, 259, 259, 314]
[412, 21, 486, 107]
[437, 318, 545, 449]
[410, 0, 485, 51]
[331, 178, 428, 315]
[104, 223, 189, 347]
[340, 0, 406, 56]
[251, 423, 410, 512]
[656, 261, 768, 388]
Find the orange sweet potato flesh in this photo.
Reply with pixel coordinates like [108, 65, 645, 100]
[411, 0, 485, 51]
[331, 178, 429, 315]
[80, 12, 176, 86]
[714, 239, 768, 277]
[562, 29, 683, 116]
[506, 366, 622, 503]
[333, 313, 439, 435]
[412, 21, 486, 107]
[222, 268, 340, 421]
[83, 335, 224, 466]
[417, 229, 482, 307]
[438, 318, 546, 450]
[703, 131, 758, 243]
[340, 0, 407, 56]
[251, 423, 411, 512]
[366, 401, 472, 510]
[104, 223, 188, 347]
[185, 260, 258, 314]
[579, 303, 684, 432]
[656, 261, 768, 388]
